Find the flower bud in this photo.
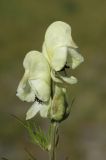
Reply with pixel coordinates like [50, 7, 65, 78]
[50, 85, 67, 121]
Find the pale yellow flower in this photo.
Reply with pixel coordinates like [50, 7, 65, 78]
[42, 21, 84, 84]
[16, 51, 51, 120]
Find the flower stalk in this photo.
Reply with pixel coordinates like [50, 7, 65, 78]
[49, 121, 58, 160]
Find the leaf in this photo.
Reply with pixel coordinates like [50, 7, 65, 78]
[66, 97, 76, 114]
[11, 115, 51, 151]
[61, 97, 76, 122]
[11, 114, 28, 129]
[26, 121, 50, 151]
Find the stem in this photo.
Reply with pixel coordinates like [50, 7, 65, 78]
[49, 121, 58, 160]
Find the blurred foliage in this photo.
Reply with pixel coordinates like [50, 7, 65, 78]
[0, 0, 106, 159]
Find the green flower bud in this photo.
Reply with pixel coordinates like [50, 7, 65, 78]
[50, 85, 67, 121]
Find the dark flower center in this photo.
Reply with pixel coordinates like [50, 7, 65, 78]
[60, 64, 70, 71]
[35, 96, 43, 104]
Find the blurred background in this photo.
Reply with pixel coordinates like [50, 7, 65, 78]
[0, 0, 106, 159]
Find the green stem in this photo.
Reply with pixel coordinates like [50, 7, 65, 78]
[49, 122, 58, 160]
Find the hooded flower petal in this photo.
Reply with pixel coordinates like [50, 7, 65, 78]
[16, 50, 51, 102]
[44, 21, 77, 51]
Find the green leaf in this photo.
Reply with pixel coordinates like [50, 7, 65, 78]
[26, 121, 51, 151]
[11, 115, 51, 151]
[11, 114, 28, 129]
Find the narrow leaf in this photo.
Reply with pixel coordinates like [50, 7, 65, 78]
[11, 114, 28, 129]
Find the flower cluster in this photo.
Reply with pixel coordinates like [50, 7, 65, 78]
[16, 21, 84, 121]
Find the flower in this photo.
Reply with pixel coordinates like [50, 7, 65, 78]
[42, 21, 84, 84]
[16, 51, 51, 120]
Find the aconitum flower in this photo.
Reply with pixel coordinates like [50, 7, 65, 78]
[16, 51, 51, 120]
[42, 21, 84, 84]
